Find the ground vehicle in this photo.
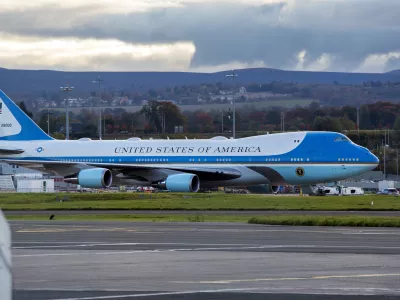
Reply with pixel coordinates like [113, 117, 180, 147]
[377, 188, 399, 195]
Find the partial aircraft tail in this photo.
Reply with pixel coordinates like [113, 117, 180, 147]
[0, 89, 53, 141]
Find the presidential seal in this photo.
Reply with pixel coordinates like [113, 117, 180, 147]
[296, 167, 305, 177]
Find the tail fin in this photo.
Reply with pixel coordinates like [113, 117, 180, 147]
[0, 89, 53, 141]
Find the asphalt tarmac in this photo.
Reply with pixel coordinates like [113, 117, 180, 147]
[10, 221, 400, 300]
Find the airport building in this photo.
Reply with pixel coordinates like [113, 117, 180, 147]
[0, 163, 76, 193]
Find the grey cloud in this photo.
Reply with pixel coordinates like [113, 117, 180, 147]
[1, 1, 400, 72]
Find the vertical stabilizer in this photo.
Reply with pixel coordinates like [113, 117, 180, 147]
[0, 89, 53, 141]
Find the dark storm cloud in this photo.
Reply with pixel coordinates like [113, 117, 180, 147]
[1, 0, 400, 72]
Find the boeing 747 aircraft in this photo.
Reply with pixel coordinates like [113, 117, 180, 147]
[0, 89, 379, 192]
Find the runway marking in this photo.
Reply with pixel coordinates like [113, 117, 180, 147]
[12, 243, 400, 254]
[11, 223, 400, 235]
[12, 242, 253, 249]
[16, 227, 138, 233]
[13, 245, 290, 257]
[174, 273, 400, 284]
[48, 285, 400, 300]
[17, 229, 68, 233]
[342, 232, 400, 235]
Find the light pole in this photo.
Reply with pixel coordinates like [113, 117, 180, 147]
[383, 131, 389, 179]
[46, 110, 53, 135]
[225, 71, 238, 138]
[221, 109, 224, 134]
[60, 85, 74, 140]
[396, 148, 399, 180]
[356, 106, 360, 136]
[92, 76, 104, 140]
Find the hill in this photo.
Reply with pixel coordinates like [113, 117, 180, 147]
[1, 67, 400, 93]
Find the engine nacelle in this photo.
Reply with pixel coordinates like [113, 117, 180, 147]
[271, 185, 281, 194]
[158, 173, 200, 192]
[74, 168, 113, 188]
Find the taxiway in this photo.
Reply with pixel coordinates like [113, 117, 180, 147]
[11, 221, 400, 300]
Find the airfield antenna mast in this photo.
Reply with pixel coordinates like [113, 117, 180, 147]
[92, 76, 104, 140]
[225, 70, 238, 139]
[60, 85, 74, 140]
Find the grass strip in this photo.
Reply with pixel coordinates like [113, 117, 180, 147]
[5, 214, 251, 222]
[1, 193, 400, 211]
[7, 213, 400, 227]
[248, 215, 400, 227]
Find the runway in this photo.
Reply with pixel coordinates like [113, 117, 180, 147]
[6, 209, 400, 217]
[11, 221, 400, 300]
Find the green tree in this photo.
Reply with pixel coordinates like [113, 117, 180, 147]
[359, 105, 372, 129]
[19, 101, 33, 118]
[393, 116, 400, 131]
[393, 116, 400, 141]
[312, 116, 342, 132]
[51, 132, 65, 140]
[341, 106, 357, 123]
[340, 117, 356, 130]
[140, 101, 185, 133]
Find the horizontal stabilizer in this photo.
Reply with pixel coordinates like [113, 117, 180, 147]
[0, 148, 24, 155]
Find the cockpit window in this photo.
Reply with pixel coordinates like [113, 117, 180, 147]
[334, 136, 349, 142]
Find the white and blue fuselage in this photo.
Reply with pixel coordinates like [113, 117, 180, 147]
[0, 89, 379, 191]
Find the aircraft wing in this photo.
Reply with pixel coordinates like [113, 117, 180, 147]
[0, 159, 242, 181]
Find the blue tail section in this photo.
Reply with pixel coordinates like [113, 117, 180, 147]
[0, 89, 53, 141]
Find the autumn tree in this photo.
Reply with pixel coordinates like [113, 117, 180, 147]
[140, 101, 185, 133]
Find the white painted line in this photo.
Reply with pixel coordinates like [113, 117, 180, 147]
[50, 289, 263, 300]
[12, 245, 288, 257]
[341, 232, 400, 235]
[12, 243, 400, 255]
[49, 284, 400, 300]
[12, 242, 253, 249]
[174, 273, 400, 284]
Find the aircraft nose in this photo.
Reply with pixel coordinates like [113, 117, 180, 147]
[358, 145, 379, 165]
[370, 151, 379, 165]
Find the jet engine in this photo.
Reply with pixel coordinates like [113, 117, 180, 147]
[158, 173, 200, 192]
[65, 168, 112, 188]
[271, 185, 281, 194]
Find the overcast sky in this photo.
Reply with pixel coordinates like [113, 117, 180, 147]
[1, 0, 399, 73]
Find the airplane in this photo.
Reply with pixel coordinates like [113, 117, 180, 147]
[0, 89, 379, 192]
